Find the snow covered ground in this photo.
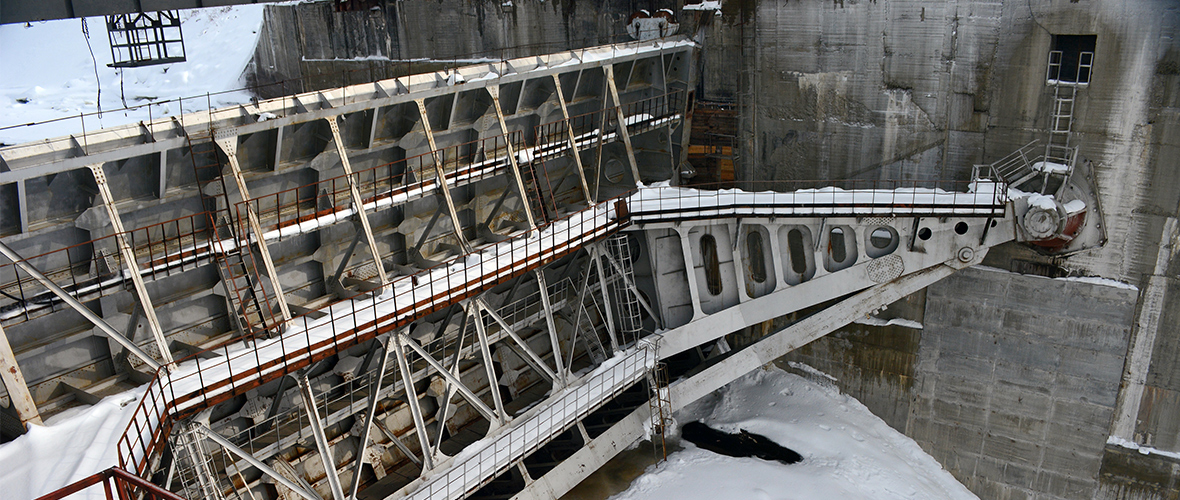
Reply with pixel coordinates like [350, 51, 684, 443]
[0, 5, 265, 145]
[610, 366, 978, 500]
[0, 388, 145, 500]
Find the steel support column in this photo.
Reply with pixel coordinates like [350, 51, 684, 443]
[477, 299, 558, 384]
[88, 164, 175, 366]
[0, 240, 160, 371]
[534, 270, 567, 385]
[486, 86, 538, 230]
[399, 333, 501, 425]
[414, 99, 473, 253]
[604, 66, 642, 185]
[0, 322, 41, 427]
[390, 331, 435, 470]
[327, 117, 389, 292]
[214, 132, 293, 327]
[196, 424, 320, 500]
[471, 302, 508, 424]
[590, 245, 620, 351]
[549, 74, 594, 203]
[347, 334, 395, 500]
[298, 373, 347, 500]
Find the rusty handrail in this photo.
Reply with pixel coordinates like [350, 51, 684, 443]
[34, 467, 185, 500]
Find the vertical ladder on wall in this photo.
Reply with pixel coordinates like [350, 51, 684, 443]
[187, 135, 275, 342]
[1045, 84, 1076, 166]
[519, 158, 553, 225]
[607, 234, 644, 346]
[646, 360, 673, 462]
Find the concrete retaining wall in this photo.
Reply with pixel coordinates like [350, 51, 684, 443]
[785, 266, 1141, 499]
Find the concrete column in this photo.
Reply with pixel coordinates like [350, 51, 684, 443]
[1112, 217, 1177, 441]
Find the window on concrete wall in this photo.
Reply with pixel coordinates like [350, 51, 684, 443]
[701, 234, 723, 296]
[1047, 35, 1096, 84]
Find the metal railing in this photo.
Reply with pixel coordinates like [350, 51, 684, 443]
[404, 345, 655, 500]
[0, 34, 690, 171]
[973, 139, 1076, 190]
[169, 276, 583, 499]
[116, 194, 632, 480]
[34, 467, 184, 500]
[238, 130, 528, 245]
[0, 212, 213, 328]
[628, 179, 1009, 223]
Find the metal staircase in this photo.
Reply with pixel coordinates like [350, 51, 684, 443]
[186, 135, 275, 342]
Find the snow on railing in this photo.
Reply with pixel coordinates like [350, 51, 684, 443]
[117, 195, 632, 477]
[404, 345, 655, 500]
[629, 179, 1008, 222]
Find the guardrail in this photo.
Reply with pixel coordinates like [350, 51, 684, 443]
[116, 194, 633, 480]
[629, 179, 1009, 222]
[34, 467, 184, 500]
[0, 212, 212, 327]
[404, 344, 655, 500]
[0, 33, 649, 147]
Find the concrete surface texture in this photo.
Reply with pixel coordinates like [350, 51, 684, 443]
[695, 0, 1180, 497]
[786, 266, 1143, 499]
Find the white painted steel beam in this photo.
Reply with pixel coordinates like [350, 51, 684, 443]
[196, 424, 321, 500]
[415, 99, 473, 253]
[550, 74, 593, 203]
[400, 346, 655, 500]
[590, 245, 619, 352]
[534, 270, 567, 385]
[477, 299, 559, 384]
[391, 331, 435, 471]
[604, 66, 642, 185]
[0, 240, 161, 371]
[88, 164, 175, 366]
[512, 259, 973, 500]
[347, 334, 395, 500]
[0, 322, 41, 427]
[298, 372, 347, 500]
[399, 333, 500, 426]
[486, 86, 537, 230]
[326, 117, 389, 293]
[472, 301, 509, 425]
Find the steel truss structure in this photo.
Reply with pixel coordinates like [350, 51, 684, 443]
[2, 36, 1104, 500]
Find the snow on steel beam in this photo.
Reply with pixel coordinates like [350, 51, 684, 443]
[0, 37, 696, 184]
